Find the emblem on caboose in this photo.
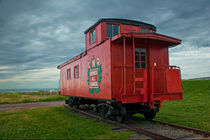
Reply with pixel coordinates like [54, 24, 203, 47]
[87, 56, 102, 94]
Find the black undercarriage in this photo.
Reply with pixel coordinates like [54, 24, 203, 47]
[65, 97, 159, 122]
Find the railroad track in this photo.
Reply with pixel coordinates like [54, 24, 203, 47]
[152, 120, 210, 138]
[65, 105, 210, 140]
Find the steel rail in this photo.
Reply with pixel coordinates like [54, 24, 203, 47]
[65, 106, 175, 140]
[152, 120, 210, 137]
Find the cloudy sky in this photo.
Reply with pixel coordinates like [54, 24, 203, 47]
[0, 0, 209, 89]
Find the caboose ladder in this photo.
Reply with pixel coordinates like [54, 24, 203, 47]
[133, 37, 147, 95]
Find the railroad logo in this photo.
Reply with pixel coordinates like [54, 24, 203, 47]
[87, 56, 102, 94]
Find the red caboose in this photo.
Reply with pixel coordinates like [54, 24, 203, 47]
[58, 18, 183, 122]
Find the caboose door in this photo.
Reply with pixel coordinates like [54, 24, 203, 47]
[134, 48, 147, 95]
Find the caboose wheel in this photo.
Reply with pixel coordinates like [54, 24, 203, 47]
[143, 110, 156, 120]
[99, 105, 108, 119]
[143, 106, 159, 120]
[114, 103, 126, 123]
[66, 97, 80, 108]
[65, 98, 74, 107]
[115, 114, 124, 122]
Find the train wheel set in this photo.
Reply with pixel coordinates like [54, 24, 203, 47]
[65, 97, 158, 122]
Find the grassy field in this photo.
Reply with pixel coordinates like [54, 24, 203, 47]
[0, 92, 68, 104]
[153, 79, 210, 131]
[0, 106, 132, 139]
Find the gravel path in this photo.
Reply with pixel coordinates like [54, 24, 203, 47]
[0, 101, 65, 111]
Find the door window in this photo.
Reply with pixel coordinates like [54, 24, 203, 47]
[135, 48, 146, 69]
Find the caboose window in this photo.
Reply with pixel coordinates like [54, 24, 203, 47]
[106, 24, 119, 37]
[135, 48, 146, 69]
[141, 28, 151, 33]
[90, 29, 96, 43]
[67, 69, 71, 80]
[74, 66, 79, 78]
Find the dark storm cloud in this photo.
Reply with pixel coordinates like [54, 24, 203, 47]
[0, 0, 209, 88]
[0, 0, 86, 69]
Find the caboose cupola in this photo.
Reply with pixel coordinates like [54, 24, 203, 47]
[85, 18, 157, 50]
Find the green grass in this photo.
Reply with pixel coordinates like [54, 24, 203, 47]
[153, 79, 210, 131]
[0, 106, 132, 139]
[0, 92, 68, 104]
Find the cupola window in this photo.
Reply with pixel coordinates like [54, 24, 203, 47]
[141, 28, 151, 33]
[90, 29, 96, 43]
[106, 24, 120, 37]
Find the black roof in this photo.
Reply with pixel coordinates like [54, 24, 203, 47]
[84, 18, 156, 34]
